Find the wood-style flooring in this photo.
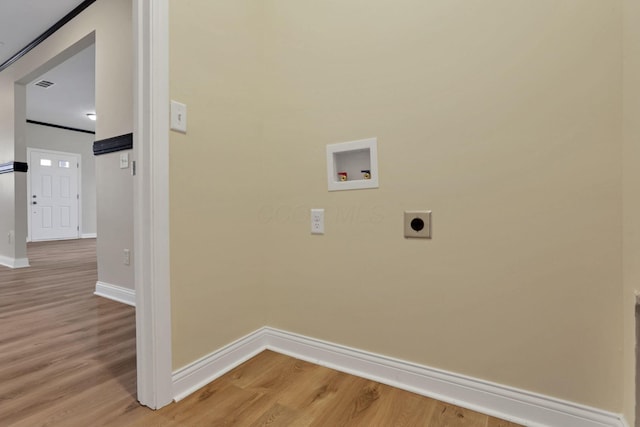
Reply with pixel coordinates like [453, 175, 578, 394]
[0, 239, 523, 427]
[130, 350, 523, 427]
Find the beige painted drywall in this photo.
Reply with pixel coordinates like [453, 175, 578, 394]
[623, 0, 640, 423]
[94, 0, 133, 141]
[262, 0, 624, 412]
[170, 0, 624, 414]
[169, 0, 267, 368]
[0, 0, 132, 290]
[26, 123, 97, 236]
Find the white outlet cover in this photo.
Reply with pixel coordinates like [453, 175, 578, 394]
[404, 211, 431, 238]
[170, 100, 187, 133]
[311, 209, 325, 235]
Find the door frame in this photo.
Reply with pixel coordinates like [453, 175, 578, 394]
[133, 0, 173, 409]
[26, 147, 82, 242]
[9, 1, 173, 410]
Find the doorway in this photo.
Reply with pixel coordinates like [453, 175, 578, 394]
[11, 25, 140, 413]
[27, 148, 80, 241]
[2, 0, 165, 411]
[24, 41, 97, 243]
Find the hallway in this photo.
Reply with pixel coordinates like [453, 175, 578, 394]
[0, 239, 144, 426]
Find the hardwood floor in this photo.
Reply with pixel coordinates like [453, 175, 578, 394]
[0, 239, 523, 427]
[0, 239, 143, 427]
[128, 351, 522, 427]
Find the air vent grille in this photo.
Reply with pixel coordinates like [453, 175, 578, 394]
[34, 80, 54, 88]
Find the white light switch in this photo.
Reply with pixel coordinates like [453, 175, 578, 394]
[311, 209, 324, 235]
[120, 153, 129, 169]
[170, 100, 187, 133]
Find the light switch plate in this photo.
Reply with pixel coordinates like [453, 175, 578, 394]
[404, 211, 431, 238]
[170, 100, 187, 133]
[119, 152, 129, 169]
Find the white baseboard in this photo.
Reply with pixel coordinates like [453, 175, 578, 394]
[172, 328, 266, 401]
[0, 256, 30, 269]
[81, 233, 97, 239]
[94, 281, 135, 306]
[171, 327, 627, 427]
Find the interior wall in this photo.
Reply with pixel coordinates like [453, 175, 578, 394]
[169, 0, 625, 414]
[0, 0, 132, 291]
[623, 0, 640, 423]
[95, 150, 133, 289]
[0, 175, 16, 261]
[94, 0, 134, 290]
[26, 123, 97, 236]
[261, 0, 623, 412]
[12, 84, 27, 261]
[169, 0, 267, 368]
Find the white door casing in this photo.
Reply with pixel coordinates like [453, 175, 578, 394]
[134, 0, 173, 409]
[28, 148, 80, 241]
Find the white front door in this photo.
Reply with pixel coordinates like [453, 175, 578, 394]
[29, 149, 80, 241]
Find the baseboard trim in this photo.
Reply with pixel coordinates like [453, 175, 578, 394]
[81, 233, 97, 239]
[0, 256, 30, 269]
[94, 281, 135, 306]
[171, 327, 627, 427]
[172, 328, 266, 401]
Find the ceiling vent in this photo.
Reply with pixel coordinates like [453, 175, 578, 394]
[34, 80, 55, 88]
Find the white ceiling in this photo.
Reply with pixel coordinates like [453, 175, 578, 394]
[0, 0, 87, 65]
[0, 0, 96, 132]
[26, 45, 95, 132]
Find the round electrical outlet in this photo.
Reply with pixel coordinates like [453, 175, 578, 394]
[404, 211, 432, 239]
[410, 218, 424, 232]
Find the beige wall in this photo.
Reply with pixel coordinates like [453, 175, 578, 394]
[95, 0, 133, 141]
[170, 0, 625, 414]
[0, 0, 133, 289]
[169, 0, 267, 368]
[623, 0, 640, 423]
